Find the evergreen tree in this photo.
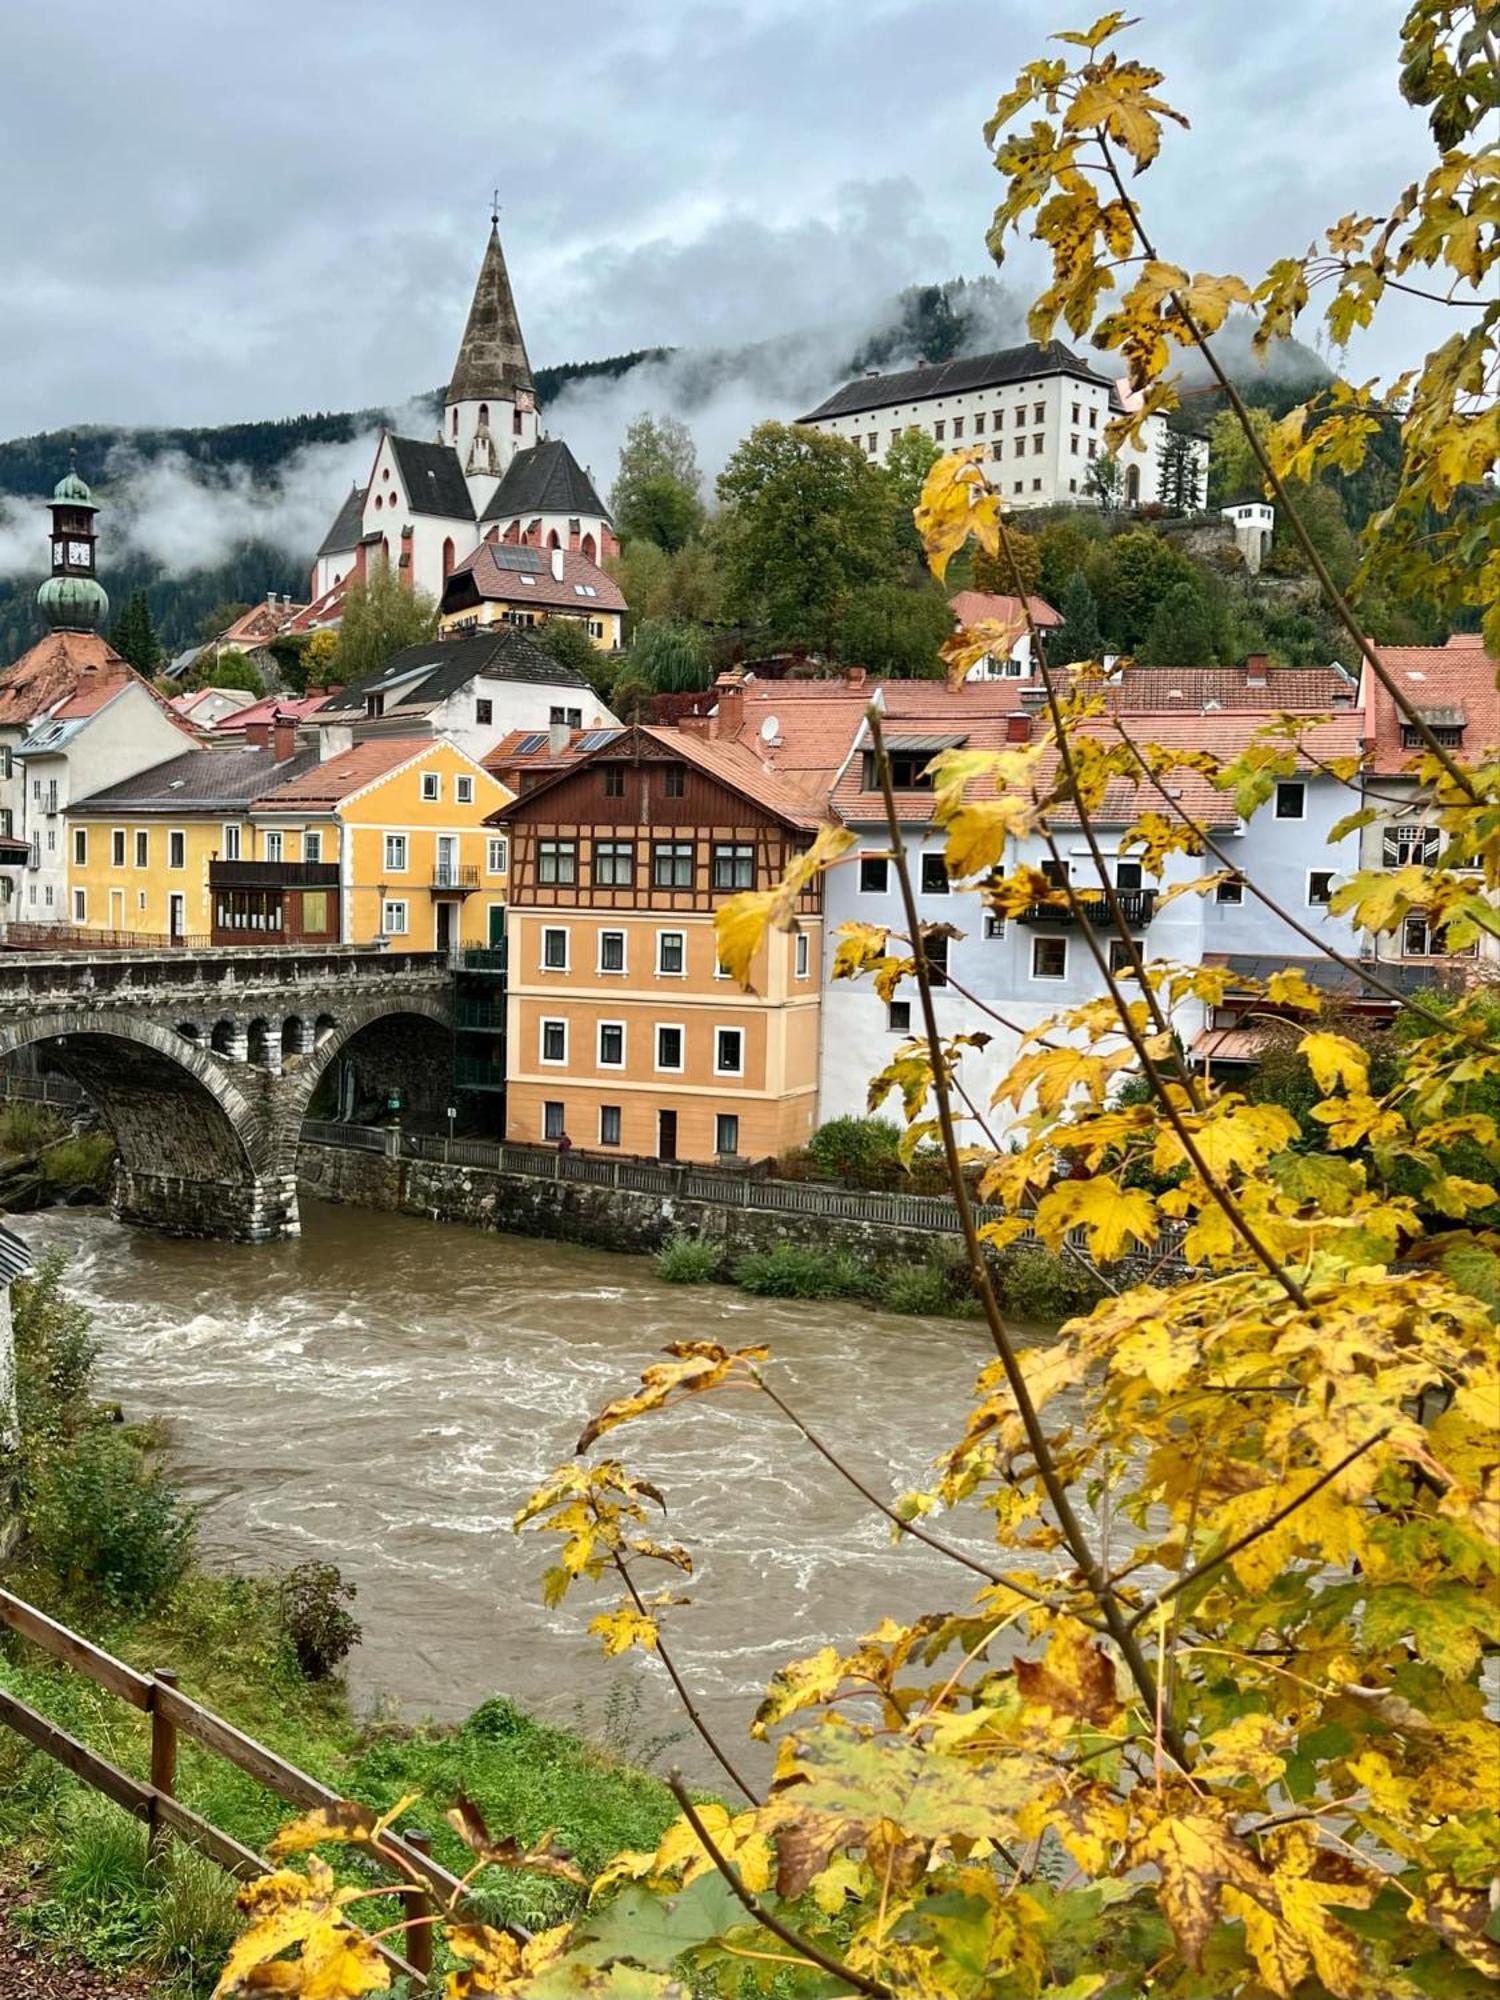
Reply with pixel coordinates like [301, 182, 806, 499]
[1140, 580, 1218, 666]
[109, 589, 162, 675]
[1157, 433, 1202, 511]
[537, 617, 605, 679]
[1053, 571, 1103, 666]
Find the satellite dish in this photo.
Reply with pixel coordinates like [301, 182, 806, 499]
[760, 715, 780, 744]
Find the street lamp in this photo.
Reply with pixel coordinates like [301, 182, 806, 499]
[446, 1103, 457, 1159]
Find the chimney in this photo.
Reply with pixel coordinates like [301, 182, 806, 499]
[864, 367, 881, 379]
[1005, 713, 1032, 743]
[711, 671, 745, 741]
[273, 714, 298, 763]
[548, 720, 569, 755]
[245, 721, 272, 750]
[677, 714, 713, 738]
[844, 665, 867, 690]
[318, 722, 354, 763]
[1246, 653, 1268, 686]
[550, 546, 565, 583]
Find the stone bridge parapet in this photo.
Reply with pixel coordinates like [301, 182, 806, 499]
[0, 945, 454, 1242]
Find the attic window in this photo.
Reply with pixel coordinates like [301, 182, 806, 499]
[864, 750, 934, 790]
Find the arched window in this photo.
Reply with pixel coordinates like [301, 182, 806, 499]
[442, 537, 456, 575]
[581, 533, 597, 563]
[547, 529, 561, 550]
[478, 404, 489, 427]
[1125, 464, 1141, 506]
[451, 408, 459, 438]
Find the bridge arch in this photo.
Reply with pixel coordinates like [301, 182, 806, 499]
[282, 995, 455, 1133]
[0, 1012, 282, 1241]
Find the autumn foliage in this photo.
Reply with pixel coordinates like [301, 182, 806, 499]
[218, 9, 1498, 1997]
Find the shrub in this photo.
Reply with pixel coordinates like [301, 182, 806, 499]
[25, 1425, 196, 1612]
[994, 1244, 1106, 1324]
[806, 1115, 903, 1187]
[0, 1101, 64, 1156]
[40, 1131, 116, 1195]
[655, 1235, 720, 1284]
[277, 1561, 362, 1681]
[734, 1242, 861, 1299]
[13, 1250, 98, 1448]
[879, 1260, 954, 1316]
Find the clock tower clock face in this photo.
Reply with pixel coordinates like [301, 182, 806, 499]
[67, 541, 91, 566]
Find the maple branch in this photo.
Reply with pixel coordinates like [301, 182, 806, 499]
[867, 707, 1191, 1770]
[607, 1546, 760, 1805]
[666, 1774, 895, 2000]
[1125, 1428, 1391, 1633]
[1092, 131, 1481, 804]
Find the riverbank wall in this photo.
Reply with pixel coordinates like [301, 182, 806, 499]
[297, 1135, 960, 1273]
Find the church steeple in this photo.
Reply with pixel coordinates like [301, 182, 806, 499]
[446, 216, 534, 406]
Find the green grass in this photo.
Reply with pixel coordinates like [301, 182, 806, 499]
[734, 1242, 862, 1299]
[655, 1234, 721, 1285]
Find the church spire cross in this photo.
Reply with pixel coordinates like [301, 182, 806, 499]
[446, 214, 533, 407]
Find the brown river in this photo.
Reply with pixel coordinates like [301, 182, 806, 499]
[14, 1201, 1039, 1779]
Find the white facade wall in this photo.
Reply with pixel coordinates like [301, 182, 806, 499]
[429, 674, 621, 763]
[807, 369, 1206, 512]
[818, 780, 1362, 1133]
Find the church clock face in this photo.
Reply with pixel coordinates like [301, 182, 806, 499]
[67, 541, 91, 566]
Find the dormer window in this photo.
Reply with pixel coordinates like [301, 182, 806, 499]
[366, 693, 384, 718]
[1402, 708, 1466, 749]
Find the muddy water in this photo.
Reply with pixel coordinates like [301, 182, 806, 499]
[14, 1203, 1041, 1778]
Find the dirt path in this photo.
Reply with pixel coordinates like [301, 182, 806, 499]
[0, 1884, 157, 1999]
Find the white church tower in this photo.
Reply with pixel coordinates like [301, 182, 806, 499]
[444, 213, 539, 517]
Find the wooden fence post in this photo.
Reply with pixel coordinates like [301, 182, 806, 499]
[148, 1667, 179, 1862]
[403, 1828, 433, 1983]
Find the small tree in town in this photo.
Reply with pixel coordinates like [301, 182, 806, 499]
[191, 647, 264, 696]
[1140, 576, 1219, 665]
[332, 565, 438, 683]
[221, 11, 1500, 1996]
[1084, 447, 1124, 510]
[536, 616, 604, 680]
[109, 588, 163, 676]
[1157, 428, 1202, 510]
[1052, 567, 1103, 665]
[611, 414, 705, 552]
[627, 617, 712, 693]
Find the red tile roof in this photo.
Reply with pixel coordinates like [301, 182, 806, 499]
[213, 694, 332, 734]
[449, 540, 627, 614]
[1365, 635, 1500, 776]
[949, 590, 1061, 630]
[0, 631, 127, 728]
[252, 736, 436, 810]
[216, 597, 310, 647]
[1101, 664, 1358, 712]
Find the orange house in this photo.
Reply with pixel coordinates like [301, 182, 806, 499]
[492, 725, 828, 1163]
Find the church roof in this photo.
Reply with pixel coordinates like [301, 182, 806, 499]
[317, 484, 367, 558]
[799, 340, 1114, 422]
[479, 439, 609, 525]
[446, 221, 534, 406]
[388, 436, 475, 521]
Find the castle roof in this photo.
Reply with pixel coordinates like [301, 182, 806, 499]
[479, 438, 610, 525]
[446, 221, 534, 406]
[799, 340, 1115, 423]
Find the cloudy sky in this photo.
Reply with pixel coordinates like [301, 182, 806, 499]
[0, 0, 1439, 448]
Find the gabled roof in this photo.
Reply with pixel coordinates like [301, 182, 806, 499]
[799, 341, 1114, 423]
[0, 630, 128, 729]
[212, 693, 332, 733]
[446, 220, 534, 406]
[479, 439, 609, 525]
[950, 590, 1062, 631]
[70, 743, 321, 815]
[314, 626, 597, 720]
[387, 436, 475, 521]
[252, 735, 441, 811]
[445, 539, 627, 614]
[217, 596, 310, 647]
[1365, 634, 1500, 776]
[1101, 663, 1358, 713]
[317, 485, 367, 559]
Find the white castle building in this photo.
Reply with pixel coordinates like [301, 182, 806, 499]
[312, 219, 618, 607]
[800, 340, 1208, 511]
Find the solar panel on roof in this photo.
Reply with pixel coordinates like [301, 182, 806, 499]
[577, 729, 621, 751]
[489, 545, 546, 572]
[513, 731, 547, 754]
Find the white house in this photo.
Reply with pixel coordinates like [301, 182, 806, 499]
[1222, 498, 1277, 573]
[312, 219, 618, 609]
[948, 590, 1063, 678]
[800, 340, 1209, 512]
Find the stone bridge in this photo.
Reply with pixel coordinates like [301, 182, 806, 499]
[0, 946, 453, 1241]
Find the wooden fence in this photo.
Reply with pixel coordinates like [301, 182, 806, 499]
[0, 1585, 469, 1984]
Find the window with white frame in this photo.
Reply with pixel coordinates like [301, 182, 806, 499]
[542, 926, 569, 970]
[456, 776, 474, 804]
[1383, 823, 1439, 868]
[72, 827, 87, 866]
[1275, 780, 1306, 820]
[538, 839, 576, 885]
[168, 831, 186, 869]
[599, 930, 626, 974]
[543, 1100, 566, 1140]
[598, 1022, 625, 1068]
[111, 829, 125, 867]
[859, 855, 889, 894]
[599, 1105, 622, 1147]
[381, 899, 408, 934]
[715, 1027, 744, 1076]
[1403, 915, 1476, 959]
[711, 842, 755, 891]
[715, 1113, 740, 1157]
[920, 852, 950, 894]
[1032, 936, 1067, 979]
[795, 933, 810, 979]
[657, 931, 685, 976]
[421, 772, 440, 802]
[71, 888, 86, 922]
[304, 831, 322, 863]
[540, 1018, 568, 1064]
[222, 823, 242, 860]
[1216, 874, 1245, 904]
[265, 832, 284, 862]
[487, 836, 508, 874]
[656, 1024, 684, 1071]
[384, 834, 408, 871]
[888, 999, 912, 1034]
[926, 932, 950, 987]
[1308, 870, 1334, 906]
[135, 831, 149, 868]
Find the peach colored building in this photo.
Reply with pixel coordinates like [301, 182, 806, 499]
[493, 724, 829, 1163]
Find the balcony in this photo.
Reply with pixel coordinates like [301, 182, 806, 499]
[1014, 887, 1157, 929]
[209, 860, 340, 891]
[454, 1054, 507, 1091]
[459, 944, 507, 975]
[431, 864, 480, 893]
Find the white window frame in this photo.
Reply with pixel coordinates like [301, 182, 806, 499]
[795, 933, 810, 980]
[72, 827, 87, 866]
[540, 1017, 569, 1065]
[597, 1020, 626, 1069]
[265, 831, 284, 862]
[304, 830, 323, 863]
[222, 822, 242, 861]
[598, 929, 627, 975]
[71, 887, 86, 922]
[455, 775, 474, 804]
[656, 930, 686, 977]
[541, 926, 569, 972]
[1307, 869, 1335, 907]
[384, 834, 408, 872]
[714, 1026, 745, 1077]
[421, 771, 441, 802]
[487, 836, 508, 874]
[1031, 935, 1068, 981]
[1274, 780, 1306, 821]
[167, 829, 186, 870]
[655, 1022, 686, 1073]
[381, 898, 408, 935]
[1215, 875, 1245, 905]
[134, 831, 149, 869]
[111, 828, 126, 868]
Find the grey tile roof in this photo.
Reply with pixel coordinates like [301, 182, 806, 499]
[317, 484, 367, 558]
[70, 744, 322, 815]
[317, 627, 593, 716]
[388, 437, 475, 521]
[799, 341, 1114, 422]
[479, 439, 609, 525]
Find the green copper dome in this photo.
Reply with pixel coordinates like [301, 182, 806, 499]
[51, 468, 98, 511]
[37, 572, 109, 633]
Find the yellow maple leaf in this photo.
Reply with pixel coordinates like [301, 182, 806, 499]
[715, 822, 856, 987]
[1034, 1177, 1157, 1261]
[1300, 1031, 1370, 1096]
[589, 1607, 659, 1657]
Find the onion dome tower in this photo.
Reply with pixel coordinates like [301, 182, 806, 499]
[36, 457, 109, 633]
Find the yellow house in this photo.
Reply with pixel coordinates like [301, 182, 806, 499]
[438, 541, 626, 653]
[67, 724, 511, 951]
